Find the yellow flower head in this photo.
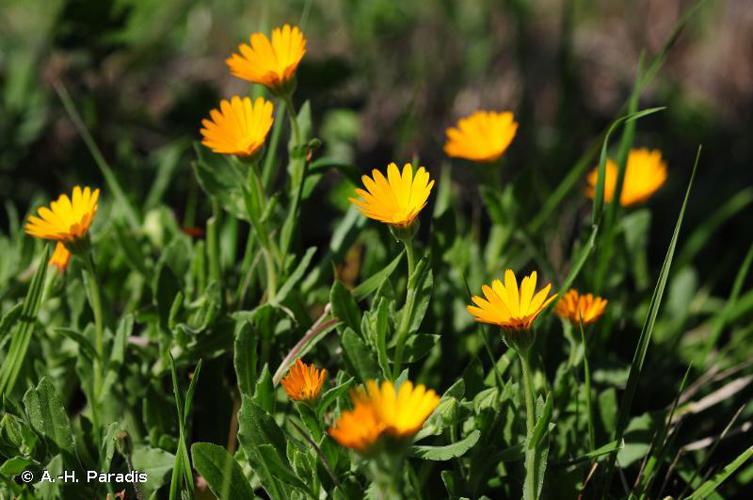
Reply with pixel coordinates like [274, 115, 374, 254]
[349, 163, 434, 228]
[467, 270, 557, 331]
[200, 96, 274, 157]
[328, 380, 440, 454]
[25, 186, 100, 245]
[49, 242, 72, 273]
[226, 24, 306, 92]
[586, 148, 667, 206]
[444, 110, 518, 163]
[280, 359, 327, 402]
[555, 289, 608, 326]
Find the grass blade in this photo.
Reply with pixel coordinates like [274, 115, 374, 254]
[703, 243, 753, 361]
[604, 146, 701, 489]
[688, 445, 753, 499]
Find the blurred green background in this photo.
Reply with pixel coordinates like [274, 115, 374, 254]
[1, 0, 751, 285]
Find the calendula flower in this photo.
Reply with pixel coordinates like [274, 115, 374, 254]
[467, 270, 557, 331]
[444, 110, 518, 163]
[200, 96, 274, 157]
[328, 402, 385, 453]
[586, 148, 668, 206]
[555, 290, 608, 326]
[25, 186, 100, 248]
[280, 359, 327, 402]
[328, 380, 440, 454]
[349, 163, 434, 228]
[49, 242, 71, 273]
[358, 380, 440, 438]
[226, 24, 306, 92]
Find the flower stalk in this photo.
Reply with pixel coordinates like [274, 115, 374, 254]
[392, 234, 417, 377]
[518, 347, 538, 500]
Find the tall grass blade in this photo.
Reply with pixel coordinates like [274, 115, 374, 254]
[53, 81, 140, 229]
[604, 146, 701, 488]
[688, 445, 753, 499]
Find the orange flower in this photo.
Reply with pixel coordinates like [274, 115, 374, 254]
[555, 290, 608, 326]
[200, 96, 274, 157]
[444, 110, 518, 163]
[226, 24, 306, 92]
[467, 270, 557, 331]
[280, 359, 327, 402]
[49, 242, 72, 273]
[586, 148, 667, 206]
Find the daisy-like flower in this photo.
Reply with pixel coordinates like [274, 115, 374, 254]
[349, 163, 434, 229]
[25, 186, 100, 250]
[200, 96, 274, 157]
[555, 290, 608, 326]
[467, 269, 557, 335]
[444, 110, 518, 163]
[328, 401, 385, 454]
[49, 242, 72, 273]
[280, 359, 327, 403]
[586, 148, 668, 206]
[226, 24, 306, 93]
[328, 380, 440, 454]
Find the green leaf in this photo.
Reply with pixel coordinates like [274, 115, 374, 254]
[234, 321, 258, 397]
[191, 442, 254, 499]
[400, 334, 440, 363]
[0, 246, 49, 396]
[22, 377, 74, 452]
[276, 246, 317, 303]
[330, 281, 362, 334]
[192, 143, 248, 221]
[131, 446, 175, 497]
[341, 328, 379, 381]
[529, 394, 553, 450]
[352, 250, 404, 300]
[253, 365, 275, 413]
[411, 430, 480, 461]
[317, 377, 354, 420]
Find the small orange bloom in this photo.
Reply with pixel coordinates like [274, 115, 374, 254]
[226, 24, 306, 92]
[49, 242, 72, 273]
[280, 359, 327, 402]
[555, 290, 608, 326]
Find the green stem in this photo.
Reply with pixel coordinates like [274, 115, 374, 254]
[393, 238, 417, 377]
[245, 164, 279, 299]
[519, 348, 537, 500]
[82, 253, 104, 439]
[279, 94, 307, 264]
[579, 321, 595, 451]
[206, 202, 222, 288]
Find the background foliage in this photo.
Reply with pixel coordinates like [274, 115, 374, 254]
[1, 0, 753, 498]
